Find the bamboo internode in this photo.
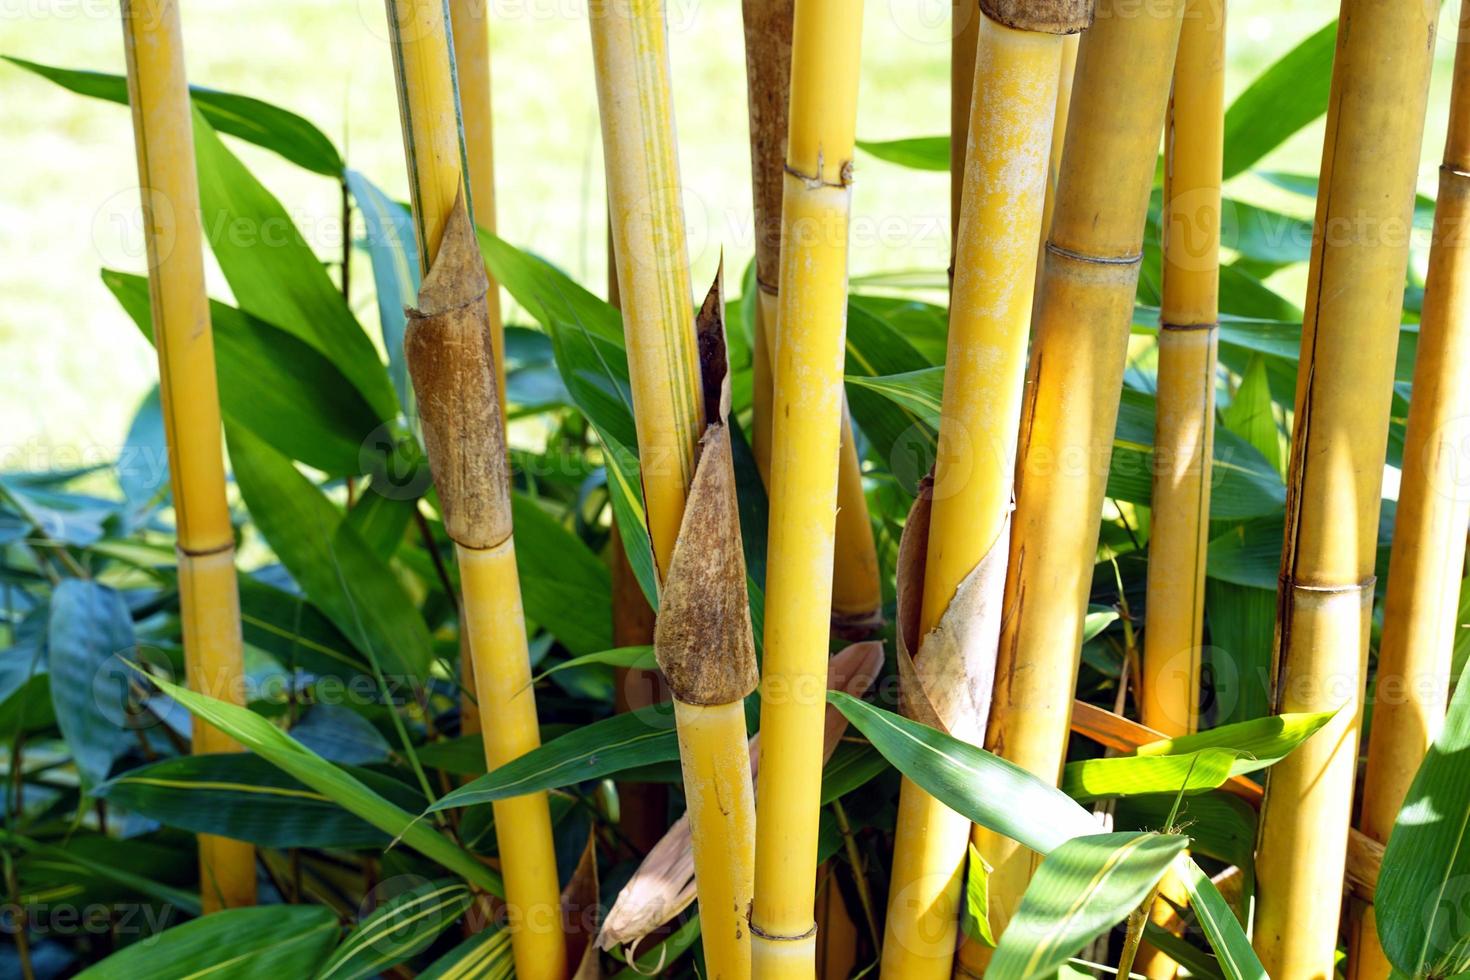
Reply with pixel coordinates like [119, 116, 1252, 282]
[120, 0, 255, 914]
[1142, 0, 1225, 743]
[743, 0, 882, 635]
[1252, 0, 1438, 975]
[1349, 7, 1470, 964]
[880, 2, 1087, 974]
[978, 0, 1187, 949]
[385, 2, 563, 974]
[750, 0, 865, 972]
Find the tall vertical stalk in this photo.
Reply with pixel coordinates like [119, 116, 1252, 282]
[119, 0, 255, 914]
[879, 3, 1089, 975]
[750, 0, 864, 972]
[1350, 12, 1470, 976]
[589, 2, 758, 973]
[950, 0, 980, 249]
[448, 0, 505, 414]
[1136, 9, 1224, 973]
[744, 0, 882, 636]
[383, 2, 563, 975]
[1142, 0, 1224, 742]
[1252, 0, 1437, 975]
[977, 0, 1186, 949]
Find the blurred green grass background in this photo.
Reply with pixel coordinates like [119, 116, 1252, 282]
[0, 0, 1460, 469]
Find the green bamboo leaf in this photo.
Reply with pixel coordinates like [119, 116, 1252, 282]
[533, 645, 655, 683]
[75, 906, 340, 980]
[827, 692, 1095, 854]
[97, 753, 420, 849]
[315, 879, 472, 980]
[3, 57, 342, 175]
[988, 831, 1188, 979]
[1222, 355, 1284, 475]
[1177, 856, 1267, 980]
[190, 109, 397, 422]
[1376, 657, 1470, 978]
[1115, 792, 1256, 886]
[237, 573, 367, 679]
[344, 170, 419, 412]
[1221, 20, 1336, 179]
[140, 669, 502, 896]
[961, 842, 997, 948]
[478, 230, 659, 608]
[1138, 709, 1337, 778]
[511, 493, 613, 656]
[47, 580, 133, 787]
[1061, 748, 1244, 803]
[227, 424, 432, 682]
[0, 829, 201, 916]
[416, 925, 513, 979]
[103, 269, 381, 477]
[430, 706, 679, 812]
[856, 136, 949, 171]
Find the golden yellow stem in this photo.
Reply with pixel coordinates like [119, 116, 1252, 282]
[591, 5, 761, 973]
[1355, 4, 1470, 977]
[1141, 0, 1225, 740]
[882, 9, 1074, 976]
[589, 0, 703, 580]
[385, 2, 563, 974]
[676, 699, 757, 978]
[448, 0, 505, 418]
[743, 0, 881, 633]
[1136, 8, 1225, 973]
[750, 0, 864, 972]
[977, 0, 1186, 951]
[950, 0, 980, 247]
[120, 0, 254, 913]
[1034, 33, 1078, 296]
[1253, 1, 1438, 976]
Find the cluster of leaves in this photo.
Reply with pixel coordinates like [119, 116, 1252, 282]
[1, 15, 1468, 979]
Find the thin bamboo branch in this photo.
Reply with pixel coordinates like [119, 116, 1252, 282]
[119, 0, 255, 913]
[977, 0, 1187, 954]
[1253, 0, 1438, 973]
[383, 2, 563, 973]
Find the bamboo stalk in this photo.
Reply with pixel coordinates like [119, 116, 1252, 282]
[119, 0, 255, 914]
[1142, 0, 1224, 743]
[743, 0, 882, 635]
[749, 0, 865, 972]
[1252, 0, 1438, 974]
[1135, 7, 1225, 974]
[950, 0, 981, 248]
[588, 0, 702, 581]
[447, 0, 505, 415]
[1034, 33, 1078, 294]
[383, 3, 563, 974]
[975, 0, 1187, 952]
[589, 3, 760, 971]
[1350, 9, 1470, 970]
[878, 3, 1088, 975]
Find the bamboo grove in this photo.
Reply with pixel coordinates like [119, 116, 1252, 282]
[6, 0, 1470, 976]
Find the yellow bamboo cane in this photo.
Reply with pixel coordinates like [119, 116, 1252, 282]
[1034, 33, 1077, 293]
[950, 0, 980, 248]
[744, 0, 882, 635]
[1252, 1, 1438, 975]
[975, 0, 1187, 951]
[1349, 13, 1470, 975]
[1135, 10, 1224, 974]
[1350, 8, 1470, 969]
[589, 4, 759, 973]
[448, 0, 505, 415]
[1142, 0, 1224, 744]
[384, 3, 563, 974]
[750, 0, 864, 973]
[878, 3, 1089, 976]
[120, 0, 255, 914]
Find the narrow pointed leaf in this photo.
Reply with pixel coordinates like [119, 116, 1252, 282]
[315, 879, 472, 980]
[75, 906, 340, 980]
